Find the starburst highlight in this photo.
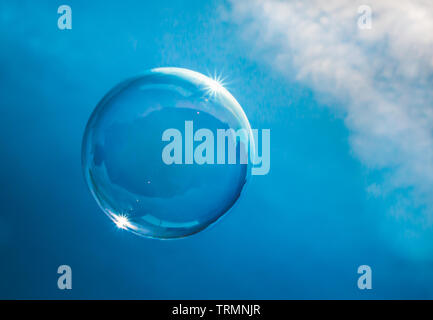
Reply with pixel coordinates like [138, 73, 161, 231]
[205, 72, 227, 97]
[112, 214, 134, 230]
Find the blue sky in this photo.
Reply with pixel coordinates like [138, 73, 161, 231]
[1, 0, 433, 299]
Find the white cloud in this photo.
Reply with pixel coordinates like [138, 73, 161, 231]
[230, 0, 433, 224]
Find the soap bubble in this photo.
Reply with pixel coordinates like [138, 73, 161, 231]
[82, 67, 253, 239]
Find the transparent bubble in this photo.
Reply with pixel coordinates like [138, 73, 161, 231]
[82, 67, 253, 239]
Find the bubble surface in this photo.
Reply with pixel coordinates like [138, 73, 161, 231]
[82, 67, 253, 239]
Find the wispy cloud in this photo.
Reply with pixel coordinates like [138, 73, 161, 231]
[230, 0, 433, 224]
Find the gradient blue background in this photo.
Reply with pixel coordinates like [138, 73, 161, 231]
[1, 0, 433, 299]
